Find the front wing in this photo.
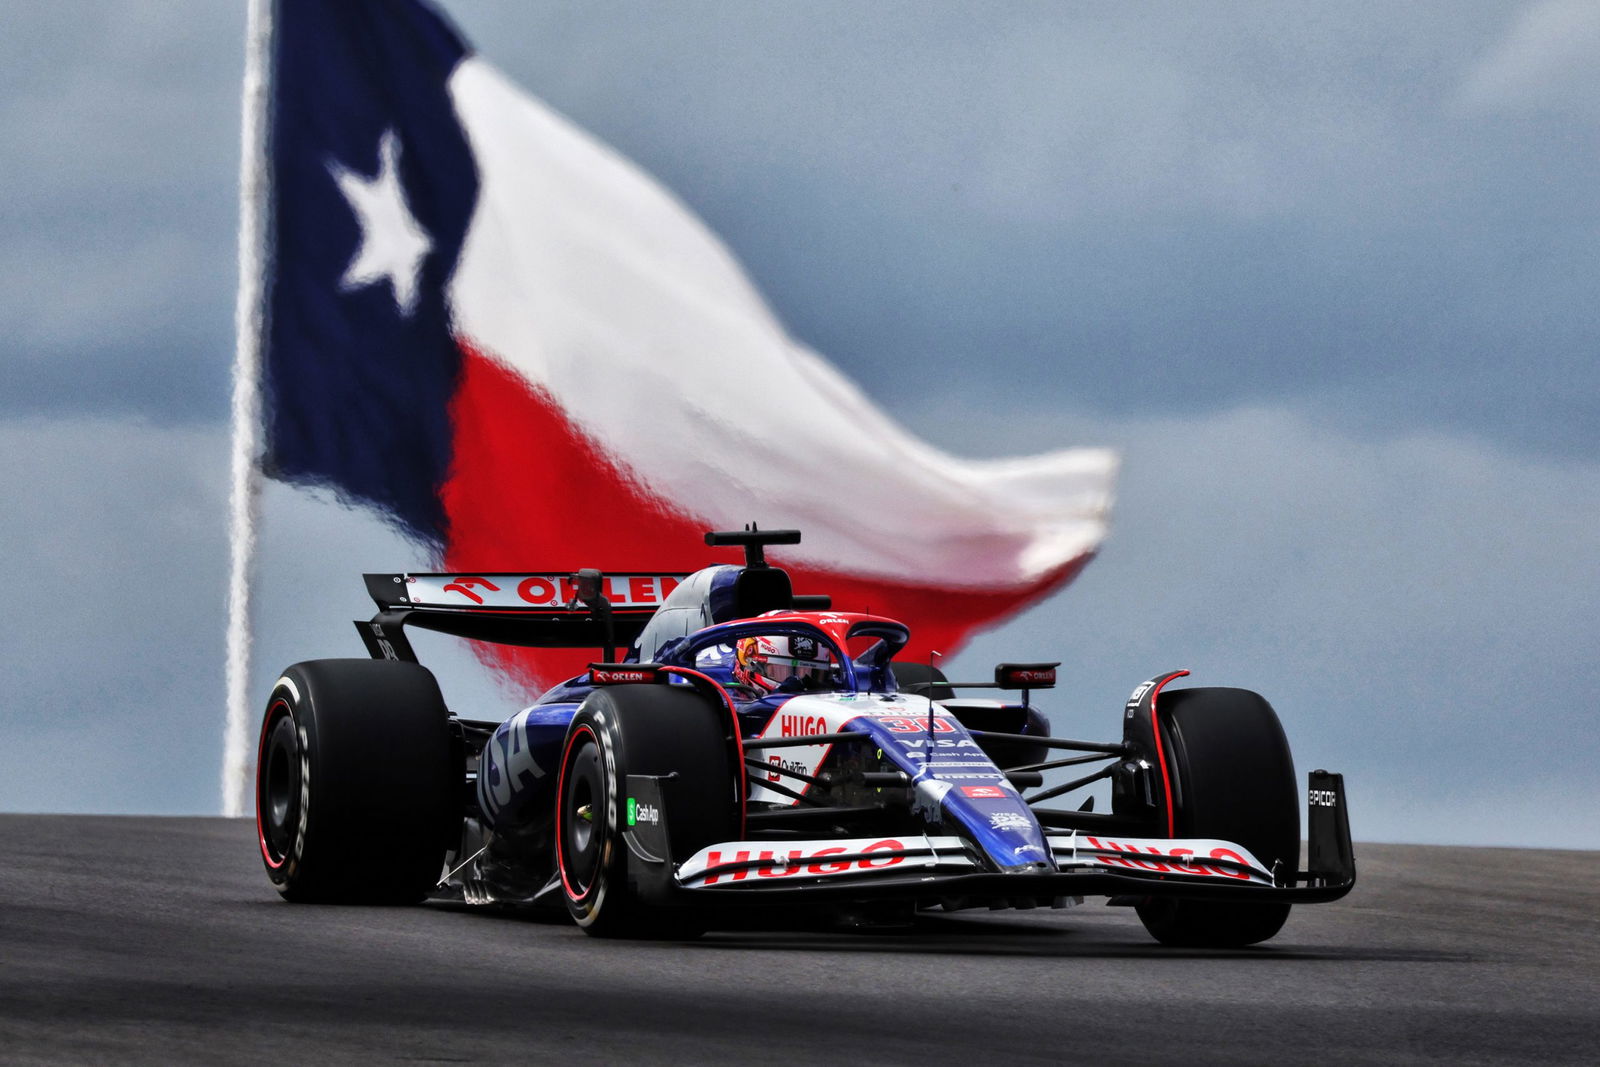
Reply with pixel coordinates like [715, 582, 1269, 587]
[621, 771, 1356, 906]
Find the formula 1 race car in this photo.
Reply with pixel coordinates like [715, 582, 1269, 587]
[255, 527, 1355, 946]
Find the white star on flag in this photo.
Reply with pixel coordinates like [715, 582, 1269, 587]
[328, 128, 432, 316]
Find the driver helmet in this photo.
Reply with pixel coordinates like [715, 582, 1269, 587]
[733, 633, 831, 693]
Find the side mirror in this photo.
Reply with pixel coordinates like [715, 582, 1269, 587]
[994, 662, 1059, 690]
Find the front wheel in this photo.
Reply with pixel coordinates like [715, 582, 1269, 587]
[1134, 687, 1300, 948]
[556, 682, 738, 937]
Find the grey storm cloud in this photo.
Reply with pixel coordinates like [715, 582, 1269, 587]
[1455, 0, 1600, 116]
[3, 1, 1597, 454]
[913, 400, 1600, 843]
[0, 3, 240, 417]
[4, 407, 1595, 848]
[0, 416, 228, 813]
[0, 2, 1595, 847]
[443, 1, 1600, 458]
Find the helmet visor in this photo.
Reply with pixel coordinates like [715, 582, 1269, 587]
[757, 653, 832, 684]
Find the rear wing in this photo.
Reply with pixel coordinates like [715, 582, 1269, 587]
[355, 571, 689, 663]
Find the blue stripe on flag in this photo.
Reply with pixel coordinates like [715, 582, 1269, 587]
[264, 0, 479, 545]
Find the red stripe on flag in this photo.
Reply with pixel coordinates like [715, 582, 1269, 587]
[440, 341, 1090, 692]
[441, 340, 707, 570]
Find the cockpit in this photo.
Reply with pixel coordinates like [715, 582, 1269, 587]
[695, 629, 843, 695]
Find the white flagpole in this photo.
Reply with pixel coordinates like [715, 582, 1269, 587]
[224, 0, 274, 818]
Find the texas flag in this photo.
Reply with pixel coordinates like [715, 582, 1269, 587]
[261, 0, 1116, 688]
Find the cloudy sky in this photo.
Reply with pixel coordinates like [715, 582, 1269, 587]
[2, 1, 1595, 847]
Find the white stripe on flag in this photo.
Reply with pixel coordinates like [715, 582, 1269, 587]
[444, 58, 1116, 589]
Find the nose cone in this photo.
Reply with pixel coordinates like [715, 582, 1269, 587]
[932, 782, 1054, 872]
[842, 696, 1056, 872]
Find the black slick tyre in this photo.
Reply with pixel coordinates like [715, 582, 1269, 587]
[1135, 687, 1299, 948]
[255, 659, 456, 903]
[555, 683, 738, 938]
[892, 661, 954, 701]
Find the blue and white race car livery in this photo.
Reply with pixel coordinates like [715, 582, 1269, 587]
[255, 527, 1354, 946]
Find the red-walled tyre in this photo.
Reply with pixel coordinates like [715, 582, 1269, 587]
[256, 659, 455, 903]
[1135, 687, 1300, 948]
[556, 683, 737, 937]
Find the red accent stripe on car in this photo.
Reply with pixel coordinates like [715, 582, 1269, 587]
[1149, 670, 1191, 837]
[554, 722, 599, 904]
[255, 698, 290, 871]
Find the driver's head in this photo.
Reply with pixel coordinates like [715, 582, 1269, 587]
[733, 633, 830, 693]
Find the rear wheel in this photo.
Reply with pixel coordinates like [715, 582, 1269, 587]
[255, 659, 456, 903]
[892, 661, 954, 701]
[1135, 687, 1299, 947]
[556, 683, 738, 937]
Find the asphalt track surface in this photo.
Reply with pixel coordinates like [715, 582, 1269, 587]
[2, 816, 1596, 1065]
